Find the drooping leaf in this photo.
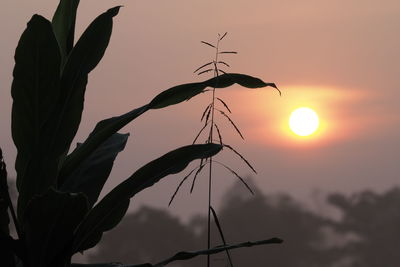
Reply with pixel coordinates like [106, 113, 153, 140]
[52, 0, 80, 59]
[218, 109, 244, 139]
[11, 15, 61, 219]
[194, 61, 213, 73]
[213, 160, 254, 195]
[150, 73, 280, 109]
[59, 105, 149, 185]
[60, 73, 277, 183]
[24, 188, 88, 267]
[47, 6, 121, 164]
[72, 144, 222, 253]
[61, 133, 129, 207]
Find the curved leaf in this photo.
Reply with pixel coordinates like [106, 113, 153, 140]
[52, 0, 80, 59]
[61, 133, 129, 207]
[11, 15, 61, 218]
[24, 188, 88, 267]
[154, 238, 283, 266]
[59, 105, 149, 184]
[60, 73, 277, 184]
[72, 143, 222, 253]
[149, 73, 279, 109]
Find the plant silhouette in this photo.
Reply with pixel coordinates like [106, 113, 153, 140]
[0, 0, 281, 266]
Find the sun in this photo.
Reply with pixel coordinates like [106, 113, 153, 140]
[289, 107, 319, 136]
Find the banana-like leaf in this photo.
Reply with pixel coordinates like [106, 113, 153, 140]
[60, 74, 277, 184]
[24, 188, 88, 267]
[59, 105, 149, 184]
[71, 143, 222, 253]
[61, 133, 129, 208]
[46, 6, 121, 163]
[52, 0, 80, 59]
[11, 15, 62, 219]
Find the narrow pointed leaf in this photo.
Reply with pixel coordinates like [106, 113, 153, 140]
[24, 188, 88, 267]
[218, 109, 244, 139]
[217, 61, 230, 68]
[219, 32, 228, 40]
[197, 68, 214, 75]
[219, 51, 237, 54]
[154, 238, 283, 266]
[201, 41, 215, 48]
[11, 15, 61, 218]
[223, 144, 257, 174]
[61, 133, 129, 207]
[52, 0, 80, 58]
[169, 167, 197, 206]
[216, 97, 232, 113]
[72, 144, 222, 253]
[210, 206, 234, 267]
[194, 62, 213, 73]
[213, 160, 254, 195]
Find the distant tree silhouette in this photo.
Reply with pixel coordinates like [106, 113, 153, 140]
[89, 182, 400, 267]
[88, 206, 201, 266]
[327, 188, 400, 267]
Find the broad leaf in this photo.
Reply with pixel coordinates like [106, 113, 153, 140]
[11, 15, 61, 218]
[60, 73, 277, 182]
[72, 143, 222, 253]
[59, 105, 149, 184]
[61, 133, 129, 207]
[46, 6, 121, 163]
[24, 188, 88, 267]
[52, 0, 80, 59]
[149, 73, 280, 109]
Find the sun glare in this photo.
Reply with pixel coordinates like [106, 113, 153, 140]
[289, 107, 319, 136]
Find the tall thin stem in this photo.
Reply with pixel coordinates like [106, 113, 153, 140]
[207, 35, 220, 267]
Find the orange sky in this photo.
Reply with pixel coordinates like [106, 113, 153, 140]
[0, 0, 399, 221]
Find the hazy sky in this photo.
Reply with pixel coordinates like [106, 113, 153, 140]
[1, 0, 399, 220]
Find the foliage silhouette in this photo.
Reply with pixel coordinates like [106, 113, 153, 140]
[91, 181, 400, 267]
[0, 0, 280, 266]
